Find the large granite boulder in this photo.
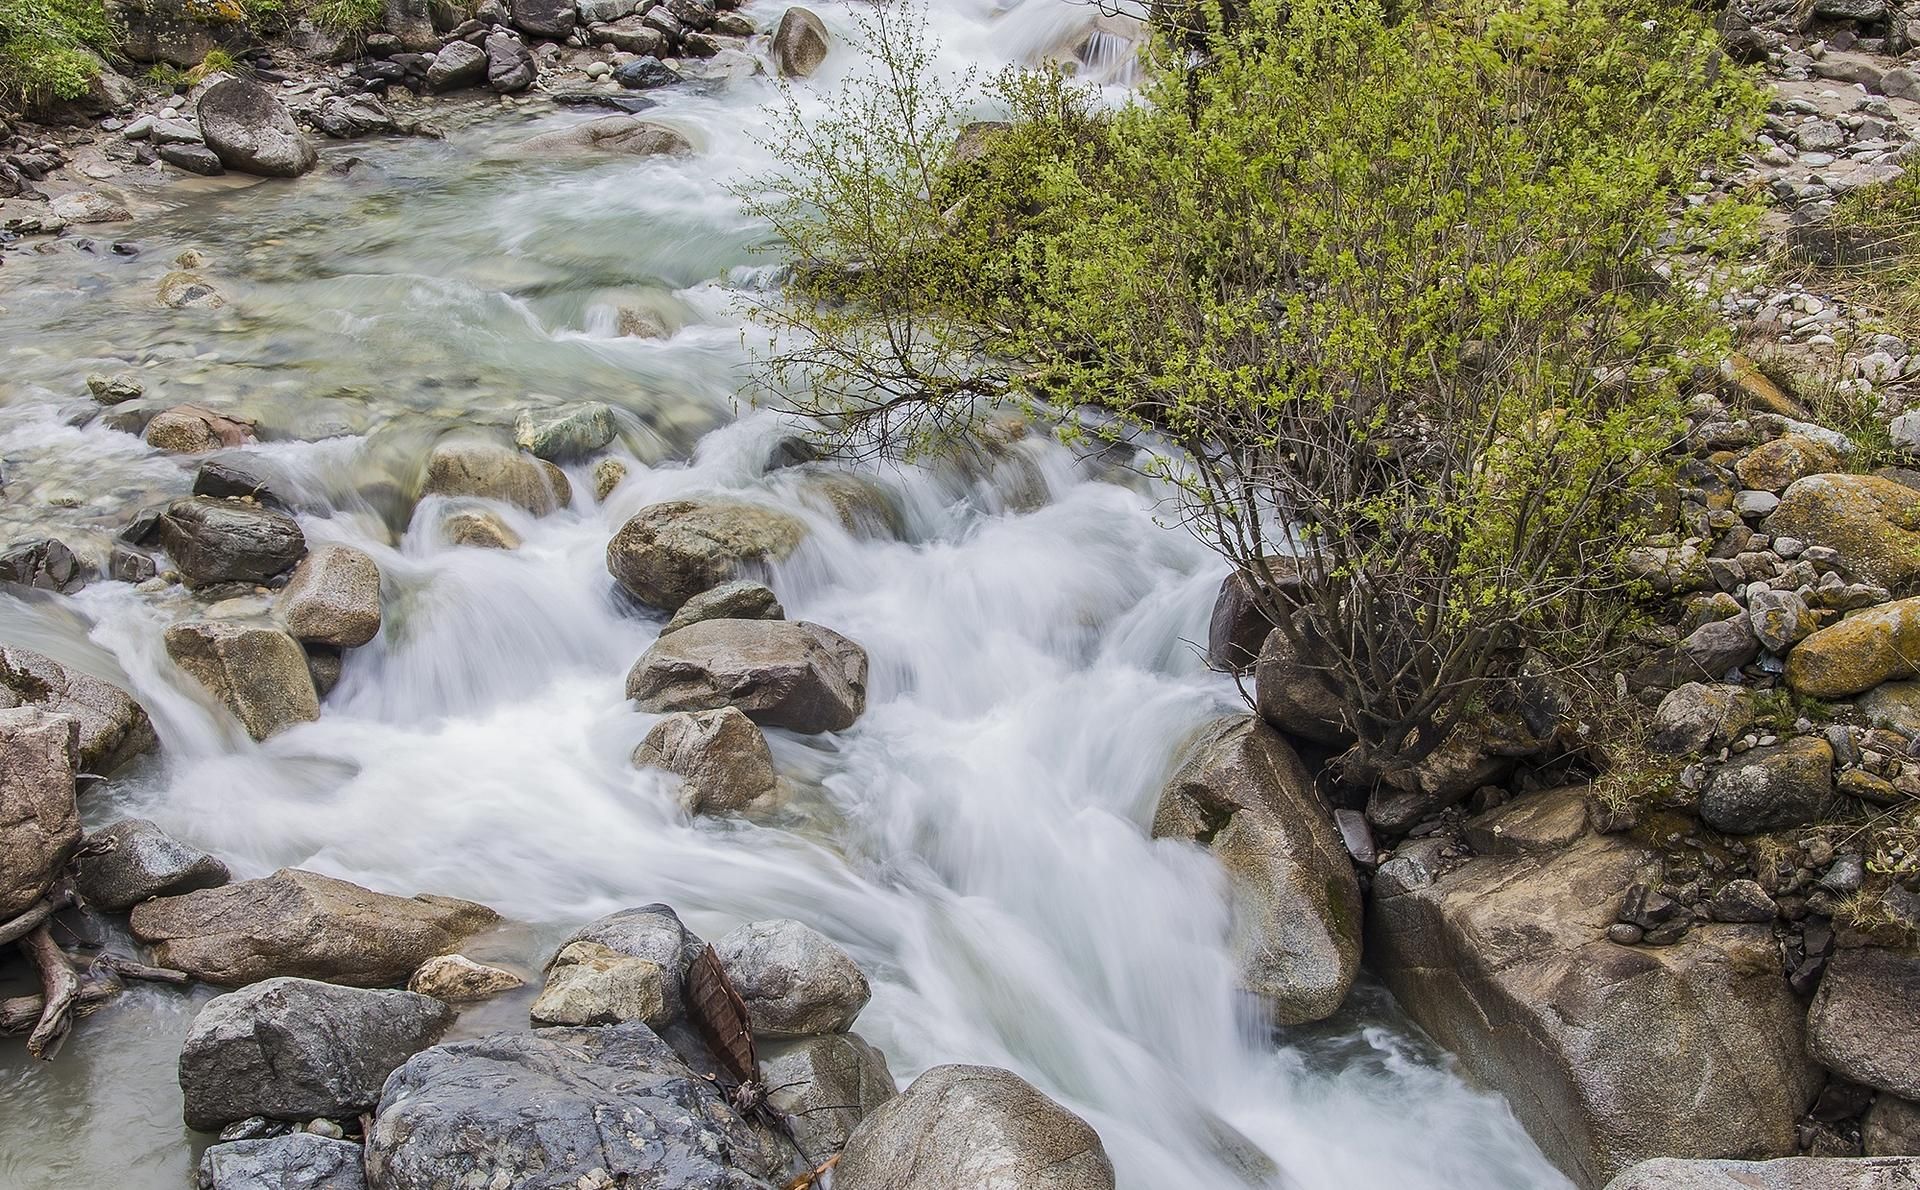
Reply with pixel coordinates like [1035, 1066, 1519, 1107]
[198, 79, 318, 178]
[1788, 597, 1920, 698]
[762, 1033, 897, 1159]
[627, 619, 867, 733]
[634, 706, 779, 815]
[74, 817, 228, 911]
[0, 645, 154, 776]
[197, 1133, 367, 1189]
[1368, 833, 1819, 1187]
[366, 1023, 799, 1189]
[0, 708, 80, 920]
[1252, 627, 1351, 747]
[1700, 737, 1838, 835]
[276, 544, 382, 649]
[155, 497, 307, 589]
[1807, 947, 1920, 1100]
[129, 868, 499, 987]
[1151, 715, 1360, 1024]
[510, 0, 575, 37]
[1764, 474, 1920, 592]
[1735, 435, 1844, 493]
[420, 439, 570, 515]
[834, 1064, 1114, 1190]
[771, 6, 828, 77]
[606, 499, 808, 611]
[714, 918, 870, 1038]
[1603, 1157, 1920, 1189]
[180, 977, 454, 1130]
[165, 621, 320, 741]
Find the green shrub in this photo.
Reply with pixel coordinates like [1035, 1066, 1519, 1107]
[0, 0, 116, 105]
[749, 0, 1766, 774]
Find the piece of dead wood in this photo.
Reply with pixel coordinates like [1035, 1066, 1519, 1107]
[0, 889, 72, 949]
[66, 951, 190, 985]
[0, 980, 116, 1034]
[19, 923, 81, 1059]
[783, 1153, 840, 1190]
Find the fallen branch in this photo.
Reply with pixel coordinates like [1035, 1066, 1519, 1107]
[783, 1154, 840, 1190]
[0, 889, 72, 948]
[20, 923, 80, 1059]
[0, 981, 116, 1033]
[67, 951, 190, 985]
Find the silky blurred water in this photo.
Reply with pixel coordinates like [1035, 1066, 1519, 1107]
[0, 2, 1573, 1187]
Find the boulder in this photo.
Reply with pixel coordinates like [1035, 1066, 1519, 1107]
[529, 940, 671, 1027]
[1252, 627, 1351, 746]
[1603, 1157, 1920, 1189]
[165, 621, 321, 741]
[420, 439, 569, 515]
[1462, 786, 1589, 856]
[0, 645, 155, 776]
[109, 0, 246, 67]
[607, 499, 808, 611]
[1368, 833, 1819, 1187]
[1749, 588, 1813, 653]
[635, 705, 778, 814]
[198, 79, 318, 178]
[1650, 683, 1755, 756]
[512, 402, 616, 460]
[0, 538, 88, 594]
[483, 33, 537, 91]
[129, 868, 499, 987]
[524, 118, 690, 158]
[179, 977, 455, 1130]
[1807, 947, 1920, 1100]
[1788, 598, 1920, 699]
[834, 1064, 1114, 1190]
[145, 404, 257, 453]
[155, 497, 307, 588]
[1736, 435, 1844, 492]
[440, 508, 520, 550]
[1866, 1096, 1920, 1157]
[158, 143, 224, 175]
[1206, 560, 1302, 672]
[365, 1023, 798, 1189]
[556, 903, 707, 1025]
[1765, 474, 1920, 592]
[423, 39, 486, 91]
[627, 619, 867, 733]
[73, 817, 228, 911]
[510, 0, 575, 38]
[195, 456, 293, 509]
[197, 1133, 367, 1190]
[0, 708, 80, 921]
[1151, 716, 1360, 1023]
[1700, 737, 1838, 835]
[762, 1033, 897, 1159]
[771, 6, 828, 77]
[613, 55, 681, 88]
[662, 579, 784, 635]
[406, 954, 524, 1001]
[1680, 615, 1761, 679]
[276, 544, 382, 649]
[589, 15, 668, 54]
[714, 918, 871, 1038]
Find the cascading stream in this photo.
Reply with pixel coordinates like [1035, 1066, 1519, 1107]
[0, 1, 1572, 1185]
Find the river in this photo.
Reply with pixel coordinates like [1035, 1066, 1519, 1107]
[0, 1, 1572, 1185]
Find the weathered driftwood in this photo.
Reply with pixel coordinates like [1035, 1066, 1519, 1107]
[0, 889, 72, 949]
[19, 924, 80, 1058]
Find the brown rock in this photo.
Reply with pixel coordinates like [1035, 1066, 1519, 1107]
[421, 440, 570, 516]
[0, 644, 155, 777]
[165, 620, 320, 741]
[1787, 597, 1920, 699]
[144, 404, 257, 454]
[1807, 947, 1920, 1100]
[606, 498, 807, 611]
[633, 706, 778, 815]
[1765, 474, 1920, 592]
[1736, 435, 1843, 493]
[0, 708, 80, 920]
[626, 619, 867, 733]
[276, 543, 382, 648]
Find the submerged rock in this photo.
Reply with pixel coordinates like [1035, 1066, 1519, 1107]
[440, 508, 520, 550]
[1152, 715, 1360, 1024]
[634, 705, 779, 815]
[627, 618, 867, 733]
[180, 977, 454, 1130]
[0, 707, 80, 921]
[155, 496, 307, 588]
[165, 620, 320, 740]
[276, 544, 382, 649]
[512, 402, 616, 460]
[714, 918, 870, 1038]
[0, 644, 155, 776]
[129, 867, 499, 987]
[607, 498, 808, 611]
[366, 1023, 799, 1189]
[834, 1064, 1115, 1190]
[420, 439, 569, 516]
[74, 817, 228, 911]
[198, 78, 318, 177]
[197, 1133, 367, 1189]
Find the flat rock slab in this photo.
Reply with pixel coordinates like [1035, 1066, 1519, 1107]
[198, 1133, 366, 1189]
[130, 868, 498, 987]
[1604, 1157, 1920, 1189]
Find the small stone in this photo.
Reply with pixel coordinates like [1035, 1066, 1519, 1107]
[1706, 878, 1777, 923]
[86, 371, 144, 403]
[407, 954, 525, 1002]
[530, 940, 670, 1028]
[1607, 922, 1644, 945]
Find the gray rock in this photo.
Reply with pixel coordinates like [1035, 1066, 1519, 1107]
[513, 402, 616, 460]
[1706, 878, 1777, 924]
[1701, 737, 1838, 834]
[1865, 1095, 1920, 1157]
[529, 940, 671, 1027]
[483, 33, 537, 92]
[662, 580, 784, 635]
[520, 116, 693, 156]
[715, 918, 870, 1038]
[180, 977, 454, 1130]
[627, 619, 867, 733]
[510, 0, 575, 38]
[0, 645, 155, 776]
[557, 903, 707, 1025]
[165, 620, 320, 741]
[1603, 1157, 1920, 1189]
[834, 1064, 1114, 1190]
[1203, 560, 1298, 673]
[1650, 683, 1755, 756]
[194, 457, 292, 509]
[588, 15, 668, 54]
[1682, 614, 1761, 679]
[762, 1032, 896, 1160]
[277, 544, 382, 649]
[312, 94, 394, 138]
[1252, 626, 1351, 746]
[771, 6, 828, 77]
[158, 142, 224, 175]
[0, 708, 80, 921]
[129, 867, 499, 988]
[607, 499, 808, 611]
[634, 705, 778, 815]
[424, 39, 486, 91]
[365, 1023, 800, 1189]
[155, 497, 307, 588]
[1749, 588, 1813, 653]
[613, 55, 681, 88]
[86, 371, 144, 403]
[1808, 946, 1920, 1099]
[197, 1134, 366, 1189]
[420, 439, 569, 515]
[74, 817, 228, 911]
[198, 79, 317, 177]
[0, 538, 88, 594]
[1151, 716, 1360, 1023]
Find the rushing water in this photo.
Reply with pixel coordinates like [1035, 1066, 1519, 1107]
[0, 2, 1574, 1186]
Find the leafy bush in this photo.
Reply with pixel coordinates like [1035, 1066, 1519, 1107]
[748, 0, 1764, 776]
[0, 0, 115, 104]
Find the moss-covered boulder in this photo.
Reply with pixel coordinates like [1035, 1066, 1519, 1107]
[1764, 474, 1920, 592]
[1785, 597, 1920, 698]
[1735, 435, 1844, 493]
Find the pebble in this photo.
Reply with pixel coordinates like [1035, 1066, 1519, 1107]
[1607, 922, 1644, 945]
